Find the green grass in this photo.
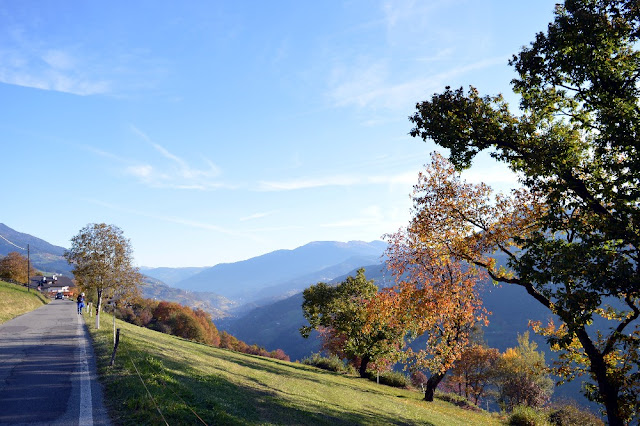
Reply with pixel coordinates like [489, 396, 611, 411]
[86, 312, 504, 425]
[0, 280, 49, 324]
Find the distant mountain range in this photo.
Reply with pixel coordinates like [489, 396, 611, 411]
[170, 240, 387, 304]
[141, 277, 238, 319]
[0, 223, 387, 318]
[217, 262, 552, 361]
[139, 266, 209, 286]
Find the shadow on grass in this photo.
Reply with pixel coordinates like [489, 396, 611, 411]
[90, 327, 434, 426]
[166, 366, 433, 426]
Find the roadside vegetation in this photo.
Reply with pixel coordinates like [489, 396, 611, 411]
[0, 280, 48, 324]
[86, 311, 503, 426]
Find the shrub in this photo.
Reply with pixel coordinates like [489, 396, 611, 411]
[167, 311, 206, 342]
[508, 405, 549, 426]
[548, 403, 604, 426]
[135, 308, 153, 327]
[153, 322, 172, 335]
[410, 370, 428, 389]
[192, 308, 220, 347]
[496, 333, 553, 411]
[269, 349, 290, 362]
[116, 298, 288, 361]
[301, 353, 350, 373]
[366, 370, 410, 388]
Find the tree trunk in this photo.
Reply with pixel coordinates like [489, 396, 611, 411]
[521, 283, 625, 425]
[112, 304, 116, 345]
[95, 289, 102, 329]
[575, 327, 624, 426]
[359, 354, 371, 378]
[424, 372, 445, 402]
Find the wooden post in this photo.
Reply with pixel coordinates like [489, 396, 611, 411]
[112, 304, 116, 345]
[109, 328, 120, 366]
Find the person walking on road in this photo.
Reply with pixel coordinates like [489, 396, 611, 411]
[77, 292, 85, 314]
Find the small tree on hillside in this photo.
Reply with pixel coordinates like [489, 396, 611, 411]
[64, 223, 142, 329]
[300, 268, 405, 377]
[494, 332, 554, 412]
[446, 343, 500, 406]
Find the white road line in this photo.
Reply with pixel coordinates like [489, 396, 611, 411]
[78, 314, 94, 425]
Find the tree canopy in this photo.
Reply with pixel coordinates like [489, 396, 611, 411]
[0, 251, 37, 284]
[407, 1, 639, 424]
[64, 223, 142, 329]
[300, 268, 404, 377]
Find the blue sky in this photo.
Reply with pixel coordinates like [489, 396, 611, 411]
[1, 1, 558, 267]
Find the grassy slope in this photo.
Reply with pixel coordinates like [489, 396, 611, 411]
[0, 280, 48, 324]
[87, 313, 503, 426]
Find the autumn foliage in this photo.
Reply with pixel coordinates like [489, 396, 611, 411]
[380, 232, 489, 401]
[407, 2, 640, 423]
[116, 298, 289, 361]
[444, 344, 500, 406]
[301, 269, 405, 377]
[0, 251, 38, 284]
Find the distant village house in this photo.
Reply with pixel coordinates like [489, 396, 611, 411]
[31, 275, 76, 297]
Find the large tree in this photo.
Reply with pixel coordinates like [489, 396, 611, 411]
[300, 268, 404, 377]
[0, 251, 37, 284]
[381, 239, 489, 401]
[64, 223, 142, 329]
[407, 2, 639, 423]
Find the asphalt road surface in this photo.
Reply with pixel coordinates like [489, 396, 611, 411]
[0, 299, 110, 425]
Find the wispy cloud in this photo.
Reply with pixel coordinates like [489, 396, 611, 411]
[323, 0, 508, 112]
[258, 171, 417, 191]
[240, 211, 278, 221]
[0, 45, 111, 95]
[120, 126, 226, 190]
[84, 127, 227, 191]
[327, 56, 506, 111]
[319, 204, 407, 232]
[82, 146, 130, 162]
[0, 16, 166, 97]
[86, 199, 243, 236]
[125, 164, 154, 178]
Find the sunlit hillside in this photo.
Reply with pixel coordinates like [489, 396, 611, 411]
[89, 313, 502, 425]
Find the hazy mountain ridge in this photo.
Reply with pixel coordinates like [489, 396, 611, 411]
[140, 266, 209, 286]
[173, 240, 387, 302]
[0, 223, 388, 320]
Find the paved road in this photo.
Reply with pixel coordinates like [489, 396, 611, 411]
[0, 299, 110, 425]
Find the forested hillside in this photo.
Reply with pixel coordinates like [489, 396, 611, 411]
[0, 223, 70, 274]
